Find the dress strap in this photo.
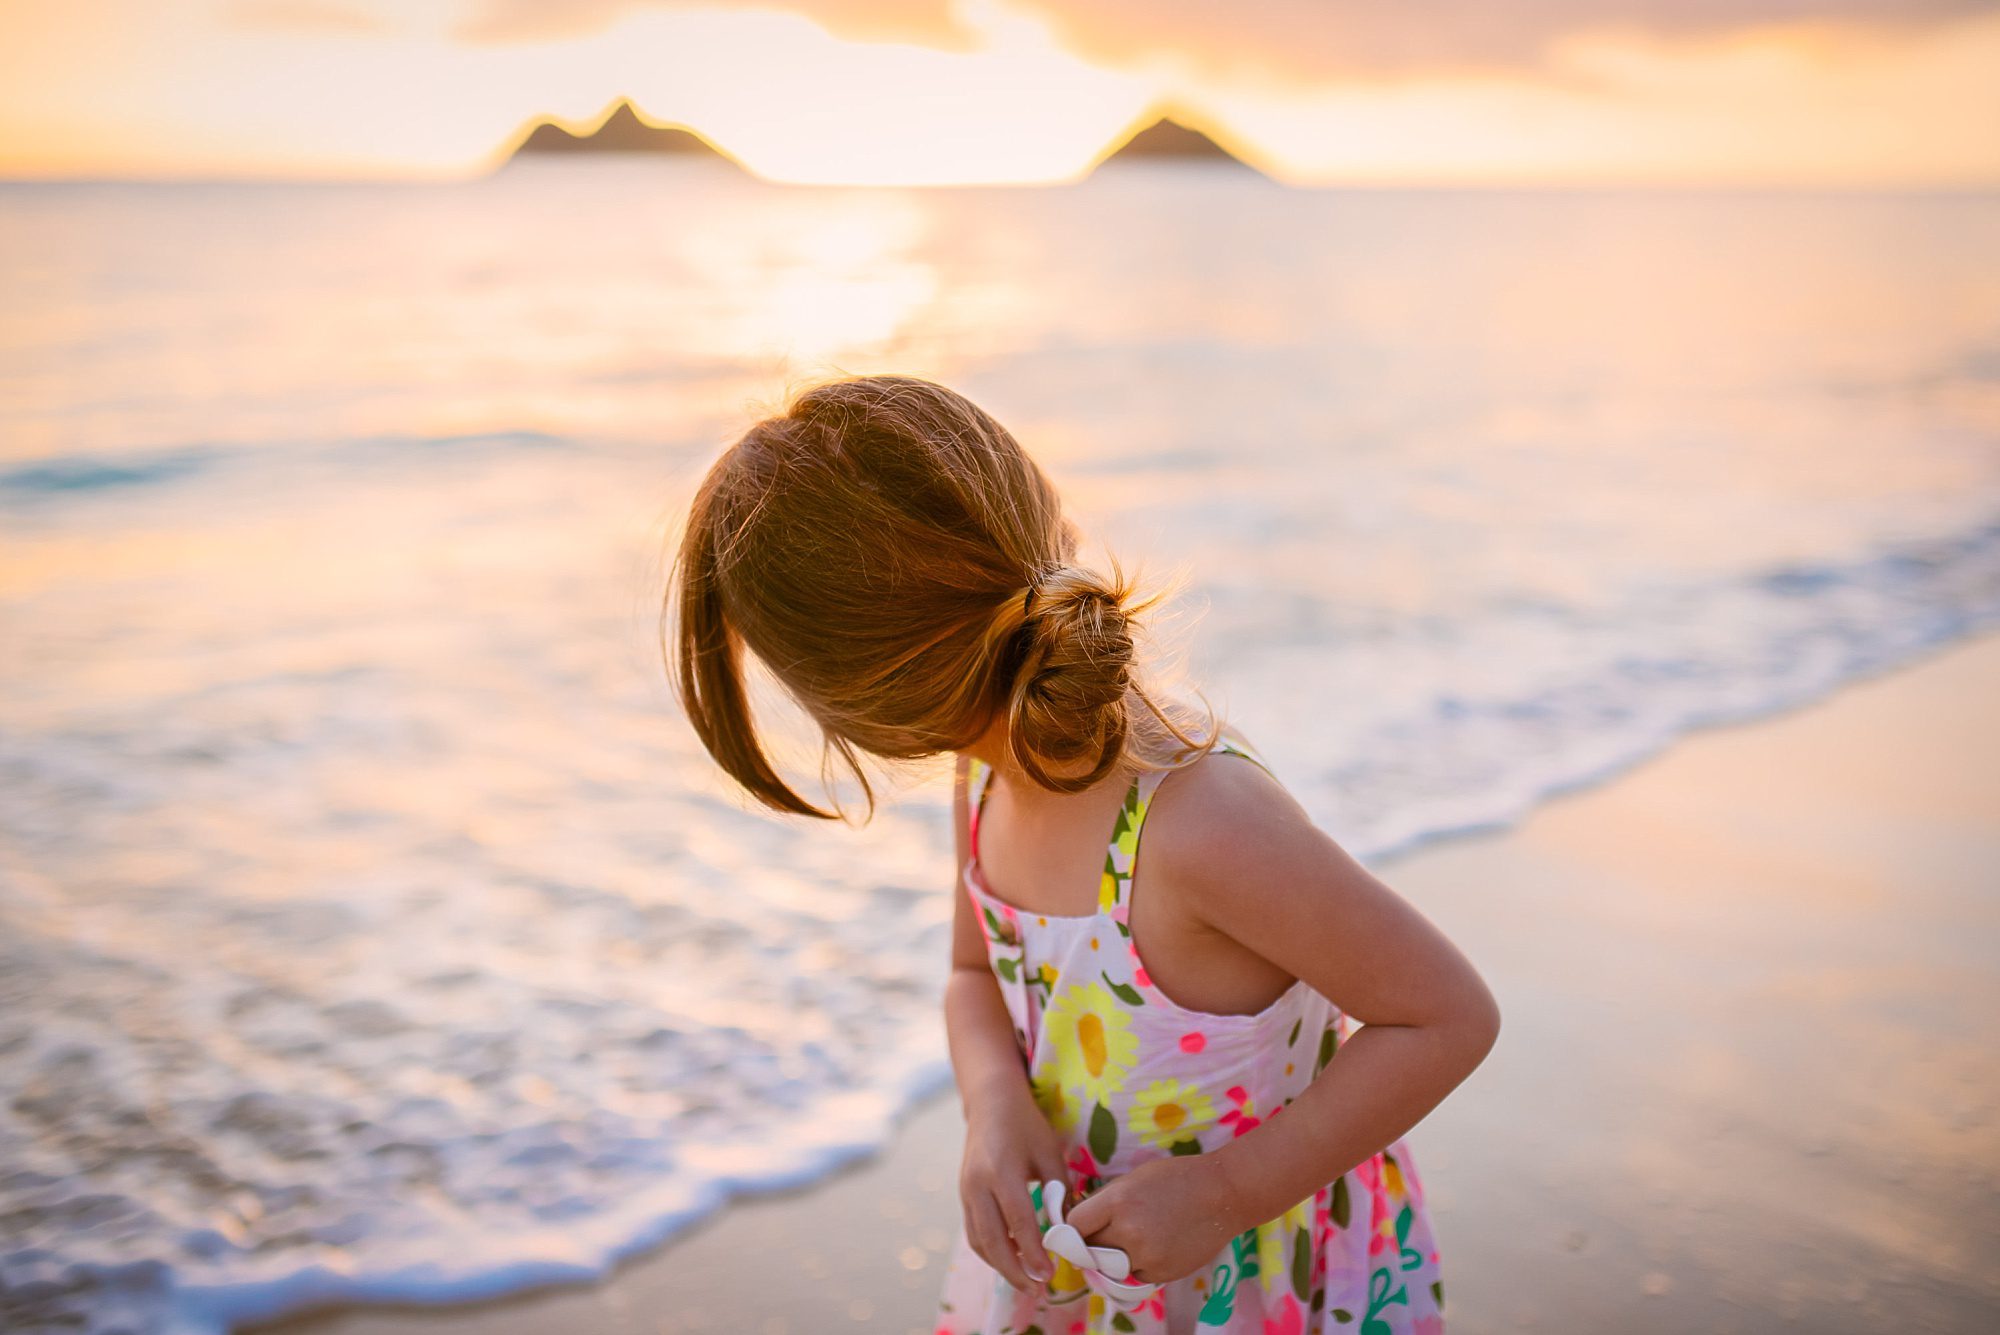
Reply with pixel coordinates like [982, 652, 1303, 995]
[1100, 734, 1276, 920]
[964, 756, 998, 862]
[1211, 733, 1279, 782]
[1098, 768, 1156, 919]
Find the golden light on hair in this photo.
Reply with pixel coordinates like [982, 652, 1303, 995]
[663, 374, 1220, 820]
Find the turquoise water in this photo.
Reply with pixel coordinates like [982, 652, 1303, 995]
[1, 167, 1997, 1333]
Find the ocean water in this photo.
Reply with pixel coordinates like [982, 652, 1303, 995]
[1, 165, 1996, 1334]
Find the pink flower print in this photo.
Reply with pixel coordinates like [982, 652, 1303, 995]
[1371, 1177, 1392, 1219]
[1131, 1289, 1166, 1321]
[1180, 1031, 1206, 1054]
[1349, 1155, 1395, 1255]
[1368, 1196, 1396, 1255]
[1415, 1315, 1444, 1335]
[1263, 1293, 1305, 1335]
[1133, 964, 1152, 988]
[1066, 1144, 1099, 1184]
[1219, 1085, 1261, 1137]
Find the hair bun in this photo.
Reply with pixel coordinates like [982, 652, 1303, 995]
[1007, 563, 1135, 791]
[670, 372, 1222, 820]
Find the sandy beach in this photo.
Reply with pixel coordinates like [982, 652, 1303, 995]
[246, 628, 2000, 1335]
[8, 11, 2000, 1334]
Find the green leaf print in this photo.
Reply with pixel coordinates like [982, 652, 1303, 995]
[1331, 1309, 1352, 1324]
[1112, 1313, 1137, 1333]
[1432, 1279, 1445, 1308]
[1331, 1175, 1351, 1228]
[1198, 1258, 1238, 1324]
[1397, 1201, 1423, 1271]
[1361, 1264, 1411, 1335]
[1291, 1226, 1312, 1299]
[1101, 971, 1145, 1006]
[994, 955, 1018, 982]
[1315, 1025, 1338, 1075]
[1287, 1016, 1302, 1048]
[1168, 1137, 1203, 1156]
[1233, 1227, 1261, 1286]
[1089, 1101, 1119, 1163]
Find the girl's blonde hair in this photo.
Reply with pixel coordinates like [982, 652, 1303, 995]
[664, 374, 1219, 819]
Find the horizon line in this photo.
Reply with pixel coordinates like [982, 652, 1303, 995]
[3, 170, 1998, 194]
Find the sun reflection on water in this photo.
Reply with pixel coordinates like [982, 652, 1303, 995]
[680, 188, 939, 366]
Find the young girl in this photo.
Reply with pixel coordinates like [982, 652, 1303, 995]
[668, 375, 1499, 1334]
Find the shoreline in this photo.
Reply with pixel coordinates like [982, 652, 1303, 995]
[252, 628, 2000, 1335]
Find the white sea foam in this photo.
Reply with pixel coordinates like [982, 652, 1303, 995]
[1, 171, 1997, 1333]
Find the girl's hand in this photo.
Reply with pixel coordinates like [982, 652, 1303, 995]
[959, 1086, 1069, 1292]
[1061, 1152, 1246, 1287]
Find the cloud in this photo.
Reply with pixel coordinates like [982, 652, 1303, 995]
[456, 1, 1996, 80]
[1007, 0, 1996, 82]
[225, 0, 392, 36]
[455, 0, 980, 49]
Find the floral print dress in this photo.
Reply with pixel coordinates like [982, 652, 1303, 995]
[935, 739, 1447, 1335]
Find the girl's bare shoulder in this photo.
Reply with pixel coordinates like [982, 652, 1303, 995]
[1144, 727, 1315, 878]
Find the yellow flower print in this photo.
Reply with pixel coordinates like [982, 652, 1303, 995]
[1254, 1192, 1315, 1292]
[1046, 1252, 1090, 1303]
[1038, 962, 1058, 987]
[1030, 1069, 1081, 1133]
[1043, 981, 1139, 1105]
[1114, 793, 1147, 859]
[1128, 1077, 1217, 1151]
[1383, 1154, 1406, 1198]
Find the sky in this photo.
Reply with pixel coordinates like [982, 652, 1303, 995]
[2, 0, 1997, 185]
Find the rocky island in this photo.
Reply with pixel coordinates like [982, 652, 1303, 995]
[1090, 112, 1268, 176]
[503, 99, 746, 168]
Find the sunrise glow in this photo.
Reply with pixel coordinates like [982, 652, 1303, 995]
[2, 1, 1997, 186]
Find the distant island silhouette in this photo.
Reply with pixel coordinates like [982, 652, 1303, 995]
[1091, 113, 1266, 176]
[498, 100, 1268, 181]
[504, 99, 746, 169]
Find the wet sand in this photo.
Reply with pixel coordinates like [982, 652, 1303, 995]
[253, 630, 2000, 1335]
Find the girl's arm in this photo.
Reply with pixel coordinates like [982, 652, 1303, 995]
[943, 753, 1066, 1291]
[943, 754, 1035, 1115]
[1148, 753, 1502, 1234]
